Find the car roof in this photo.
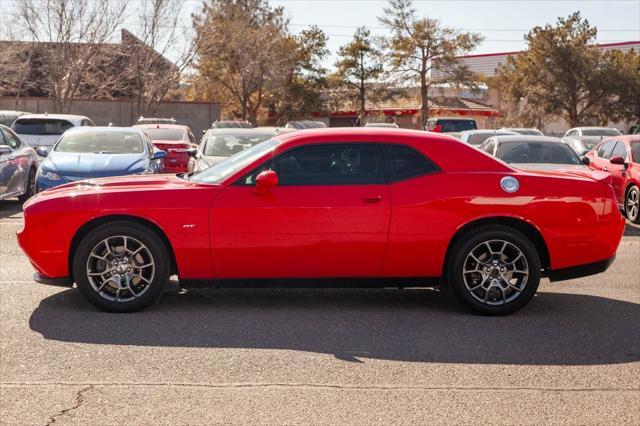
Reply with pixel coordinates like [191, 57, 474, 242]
[206, 128, 278, 136]
[459, 129, 517, 135]
[491, 135, 562, 144]
[134, 124, 189, 130]
[573, 126, 618, 131]
[65, 126, 143, 134]
[15, 114, 90, 122]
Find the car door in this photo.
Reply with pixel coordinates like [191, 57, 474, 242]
[210, 142, 391, 279]
[0, 128, 24, 196]
[607, 140, 629, 203]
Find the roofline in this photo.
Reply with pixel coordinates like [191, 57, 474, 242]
[456, 40, 640, 59]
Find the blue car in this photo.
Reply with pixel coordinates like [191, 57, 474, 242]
[36, 127, 166, 191]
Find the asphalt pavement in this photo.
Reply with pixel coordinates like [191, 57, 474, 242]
[1, 199, 638, 425]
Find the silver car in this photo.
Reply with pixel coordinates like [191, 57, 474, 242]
[561, 127, 622, 155]
[458, 129, 518, 146]
[0, 125, 38, 202]
[11, 113, 94, 151]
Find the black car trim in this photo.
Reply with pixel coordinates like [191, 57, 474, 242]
[547, 255, 615, 282]
[33, 272, 73, 287]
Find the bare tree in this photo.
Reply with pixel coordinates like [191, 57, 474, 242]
[122, 0, 197, 117]
[13, 0, 129, 112]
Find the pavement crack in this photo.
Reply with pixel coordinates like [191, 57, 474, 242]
[45, 385, 93, 426]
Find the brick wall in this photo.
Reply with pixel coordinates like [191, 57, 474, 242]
[0, 97, 221, 137]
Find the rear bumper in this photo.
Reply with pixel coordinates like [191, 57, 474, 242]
[33, 272, 73, 287]
[548, 255, 616, 282]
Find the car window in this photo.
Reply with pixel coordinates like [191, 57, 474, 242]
[596, 140, 616, 159]
[241, 143, 384, 186]
[566, 129, 577, 137]
[497, 142, 580, 165]
[1, 129, 20, 149]
[204, 133, 273, 157]
[609, 141, 627, 161]
[188, 131, 197, 145]
[483, 140, 496, 155]
[55, 130, 143, 154]
[12, 118, 74, 135]
[437, 119, 477, 132]
[381, 145, 438, 181]
[582, 128, 621, 137]
[0, 129, 7, 146]
[630, 142, 640, 163]
[144, 128, 184, 141]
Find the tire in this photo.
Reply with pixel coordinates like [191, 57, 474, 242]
[72, 221, 169, 312]
[625, 186, 640, 224]
[446, 225, 541, 315]
[18, 167, 36, 204]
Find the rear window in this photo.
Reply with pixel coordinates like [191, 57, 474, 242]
[13, 118, 74, 135]
[498, 142, 580, 165]
[582, 128, 621, 137]
[430, 119, 477, 132]
[144, 128, 184, 141]
[381, 145, 439, 181]
[55, 130, 143, 154]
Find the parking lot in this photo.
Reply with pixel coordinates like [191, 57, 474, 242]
[0, 199, 638, 424]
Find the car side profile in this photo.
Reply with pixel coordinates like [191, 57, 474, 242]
[18, 128, 624, 315]
[0, 125, 38, 202]
[586, 135, 640, 223]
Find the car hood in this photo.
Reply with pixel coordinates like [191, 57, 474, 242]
[43, 152, 148, 178]
[17, 134, 60, 148]
[197, 155, 229, 170]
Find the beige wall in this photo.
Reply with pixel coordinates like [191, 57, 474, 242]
[0, 97, 221, 138]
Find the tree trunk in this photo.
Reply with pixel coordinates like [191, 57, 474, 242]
[420, 78, 429, 129]
[359, 84, 366, 127]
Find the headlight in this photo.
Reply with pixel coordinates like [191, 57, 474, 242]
[40, 170, 62, 180]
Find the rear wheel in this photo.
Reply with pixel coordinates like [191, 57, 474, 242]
[18, 167, 36, 203]
[73, 221, 169, 312]
[446, 225, 541, 315]
[625, 186, 640, 224]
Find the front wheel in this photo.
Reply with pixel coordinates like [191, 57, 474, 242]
[625, 186, 640, 224]
[73, 221, 169, 312]
[18, 167, 36, 203]
[446, 226, 541, 315]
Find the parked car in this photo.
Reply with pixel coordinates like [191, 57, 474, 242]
[499, 128, 544, 136]
[0, 110, 31, 127]
[561, 127, 622, 155]
[35, 127, 166, 191]
[136, 117, 176, 125]
[425, 117, 477, 135]
[12, 114, 94, 150]
[586, 135, 640, 223]
[285, 120, 327, 130]
[18, 128, 624, 315]
[0, 125, 38, 202]
[479, 136, 589, 172]
[134, 124, 198, 173]
[188, 128, 278, 172]
[364, 122, 400, 128]
[458, 129, 518, 146]
[212, 120, 253, 129]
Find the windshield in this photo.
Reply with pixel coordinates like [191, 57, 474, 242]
[203, 132, 273, 156]
[582, 128, 621, 137]
[55, 130, 144, 154]
[144, 128, 184, 141]
[13, 118, 73, 135]
[498, 142, 580, 165]
[192, 138, 278, 184]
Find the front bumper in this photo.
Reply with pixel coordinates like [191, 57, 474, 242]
[548, 255, 616, 282]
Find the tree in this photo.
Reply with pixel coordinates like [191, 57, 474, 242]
[193, 0, 294, 124]
[12, 0, 129, 112]
[494, 12, 640, 127]
[334, 27, 384, 126]
[122, 0, 197, 117]
[379, 0, 483, 128]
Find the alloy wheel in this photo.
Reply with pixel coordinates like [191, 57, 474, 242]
[627, 189, 639, 221]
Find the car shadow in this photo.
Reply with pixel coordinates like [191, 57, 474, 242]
[0, 200, 23, 219]
[624, 221, 640, 236]
[29, 286, 640, 365]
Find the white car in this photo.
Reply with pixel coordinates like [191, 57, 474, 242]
[561, 127, 621, 155]
[11, 114, 94, 150]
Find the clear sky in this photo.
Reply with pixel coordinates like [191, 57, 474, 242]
[182, 0, 640, 61]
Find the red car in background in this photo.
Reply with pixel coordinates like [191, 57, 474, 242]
[586, 135, 640, 223]
[134, 124, 198, 173]
[17, 128, 624, 315]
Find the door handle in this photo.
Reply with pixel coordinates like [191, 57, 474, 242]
[363, 195, 383, 203]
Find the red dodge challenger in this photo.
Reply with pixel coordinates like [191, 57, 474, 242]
[17, 128, 625, 315]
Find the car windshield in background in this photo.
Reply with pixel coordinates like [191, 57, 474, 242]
[631, 142, 640, 163]
[13, 119, 73, 135]
[144, 128, 184, 141]
[582, 128, 621, 136]
[437, 120, 477, 132]
[498, 142, 580, 165]
[204, 133, 273, 156]
[55, 131, 143, 154]
[192, 138, 278, 184]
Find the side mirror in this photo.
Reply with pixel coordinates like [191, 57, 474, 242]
[36, 147, 48, 157]
[610, 156, 625, 165]
[152, 150, 167, 160]
[0, 146, 12, 155]
[187, 147, 199, 158]
[580, 156, 590, 165]
[254, 170, 278, 195]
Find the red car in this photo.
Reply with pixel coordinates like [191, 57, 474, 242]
[134, 124, 198, 173]
[586, 135, 640, 223]
[17, 129, 625, 314]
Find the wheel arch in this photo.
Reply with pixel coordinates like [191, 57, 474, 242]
[68, 214, 178, 281]
[443, 216, 551, 279]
